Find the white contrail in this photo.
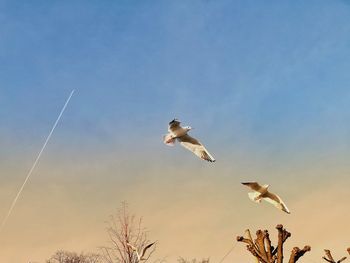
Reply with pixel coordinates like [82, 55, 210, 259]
[0, 90, 75, 233]
[218, 242, 238, 263]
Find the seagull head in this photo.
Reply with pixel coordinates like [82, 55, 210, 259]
[184, 126, 192, 131]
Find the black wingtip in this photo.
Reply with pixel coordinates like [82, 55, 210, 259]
[169, 118, 178, 124]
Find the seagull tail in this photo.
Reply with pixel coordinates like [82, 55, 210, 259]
[248, 192, 261, 203]
[163, 134, 176, 146]
[206, 151, 216, 162]
[282, 203, 291, 214]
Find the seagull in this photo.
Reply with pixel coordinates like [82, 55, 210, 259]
[126, 242, 156, 262]
[241, 182, 290, 214]
[163, 119, 215, 162]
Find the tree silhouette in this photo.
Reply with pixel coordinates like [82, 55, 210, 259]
[100, 202, 156, 263]
[46, 250, 102, 263]
[237, 224, 310, 263]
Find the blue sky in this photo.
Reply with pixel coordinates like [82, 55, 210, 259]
[1, 0, 350, 181]
[2, 0, 350, 155]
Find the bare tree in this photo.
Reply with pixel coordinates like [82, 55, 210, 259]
[177, 258, 209, 263]
[46, 250, 102, 263]
[100, 202, 156, 263]
[322, 249, 347, 263]
[237, 224, 311, 263]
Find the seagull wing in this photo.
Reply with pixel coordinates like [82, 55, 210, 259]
[264, 192, 290, 214]
[140, 242, 156, 259]
[241, 182, 263, 192]
[163, 133, 176, 146]
[168, 119, 181, 132]
[178, 134, 215, 162]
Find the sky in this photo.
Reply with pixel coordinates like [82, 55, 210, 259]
[0, 0, 350, 262]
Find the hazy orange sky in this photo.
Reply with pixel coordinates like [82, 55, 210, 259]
[0, 146, 349, 262]
[1, 1, 350, 262]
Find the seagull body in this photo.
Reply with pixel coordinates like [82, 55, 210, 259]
[126, 242, 156, 262]
[241, 182, 290, 214]
[168, 119, 190, 137]
[163, 119, 215, 162]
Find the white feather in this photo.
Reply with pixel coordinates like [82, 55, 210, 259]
[248, 192, 261, 203]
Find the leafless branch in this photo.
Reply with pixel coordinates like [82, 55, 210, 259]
[322, 249, 348, 263]
[100, 202, 156, 263]
[288, 246, 311, 263]
[237, 224, 310, 263]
